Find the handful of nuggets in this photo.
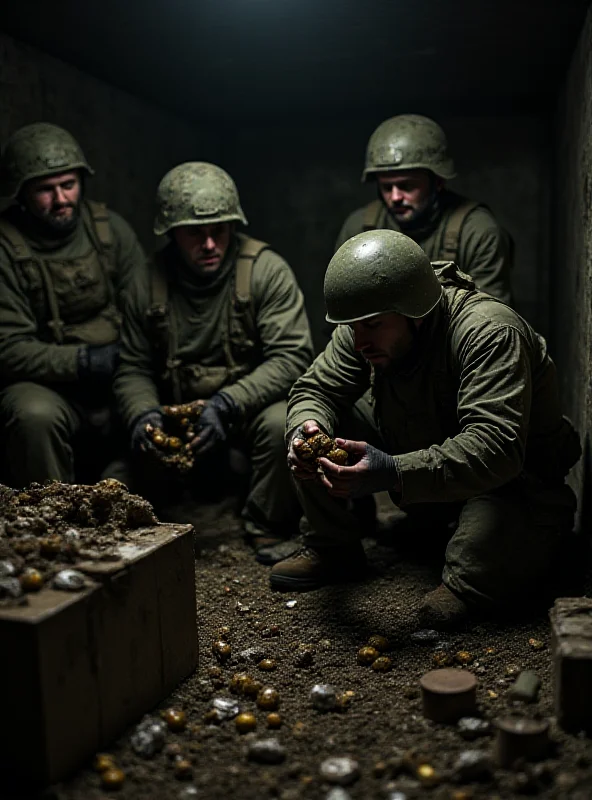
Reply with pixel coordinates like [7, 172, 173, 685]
[293, 431, 348, 470]
[145, 401, 204, 473]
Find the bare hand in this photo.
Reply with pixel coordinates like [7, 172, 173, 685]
[287, 420, 323, 481]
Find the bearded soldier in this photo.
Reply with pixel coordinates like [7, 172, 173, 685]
[114, 162, 313, 556]
[273, 230, 579, 628]
[0, 123, 146, 487]
[336, 114, 514, 306]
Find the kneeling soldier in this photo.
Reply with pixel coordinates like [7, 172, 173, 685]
[274, 229, 580, 628]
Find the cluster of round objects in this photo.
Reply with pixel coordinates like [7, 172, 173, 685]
[292, 431, 348, 467]
[431, 648, 474, 668]
[145, 401, 205, 472]
[94, 752, 125, 790]
[357, 635, 392, 672]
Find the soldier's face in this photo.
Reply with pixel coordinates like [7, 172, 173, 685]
[352, 312, 420, 366]
[173, 223, 231, 274]
[377, 170, 439, 226]
[23, 171, 81, 232]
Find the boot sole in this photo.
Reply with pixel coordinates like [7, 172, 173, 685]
[270, 566, 368, 592]
[269, 573, 324, 592]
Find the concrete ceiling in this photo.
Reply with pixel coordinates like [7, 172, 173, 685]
[1, 0, 589, 123]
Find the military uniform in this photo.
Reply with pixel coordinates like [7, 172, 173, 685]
[0, 123, 146, 487]
[275, 231, 579, 612]
[114, 162, 314, 541]
[336, 115, 514, 306]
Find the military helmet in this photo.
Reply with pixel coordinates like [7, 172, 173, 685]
[0, 123, 93, 198]
[324, 229, 442, 324]
[362, 114, 456, 182]
[154, 162, 247, 236]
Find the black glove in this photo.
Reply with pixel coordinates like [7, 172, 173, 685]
[191, 392, 238, 456]
[78, 343, 120, 382]
[131, 409, 165, 456]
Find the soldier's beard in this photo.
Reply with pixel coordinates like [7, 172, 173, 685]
[39, 202, 80, 236]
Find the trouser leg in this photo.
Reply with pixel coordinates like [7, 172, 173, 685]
[0, 382, 80, 487]
[296, 394, 385, 548]
[443, 477, 576, 610]
[240, 401, 300, 537]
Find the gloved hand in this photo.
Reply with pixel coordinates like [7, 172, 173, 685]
[131, 409, 165, 456]
[77, 343, 120, 382]
[317, 439, 400, 499]
[190, 392, 238, 456]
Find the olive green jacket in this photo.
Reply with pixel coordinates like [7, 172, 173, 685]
[336, 190, 513, 306]
[114, 237, 314, 429]
[287, 265, 579, 506]
[0, 204, 146, 385]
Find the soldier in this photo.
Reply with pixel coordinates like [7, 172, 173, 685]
[114, 162, 314, 556]
[273, 230, 580, 628]
[0, 122, 146, 487]
[336, 114, 514, 305]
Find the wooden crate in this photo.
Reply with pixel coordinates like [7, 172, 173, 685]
[550, 596, 592, 732]
[0, 523, 197, 788]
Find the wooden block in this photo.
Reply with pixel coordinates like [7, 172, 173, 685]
[420, 668, 477, 723]
[494, 716, 549, 767]
[0, 523, 196, 788]
[550, 597, 592, 732]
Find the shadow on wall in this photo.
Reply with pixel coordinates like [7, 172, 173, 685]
[222, 113, 551, 352]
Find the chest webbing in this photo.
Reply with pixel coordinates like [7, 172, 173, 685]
[146, 234, 268, 403]
[362, 198, 480, 263]
[0, 201, 113, 344]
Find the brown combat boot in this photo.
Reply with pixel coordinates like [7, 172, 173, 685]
[270, 544, 367, 591]
[418, 583, 469, 630]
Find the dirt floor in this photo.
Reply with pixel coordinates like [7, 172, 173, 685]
[19, 494, 592, 800]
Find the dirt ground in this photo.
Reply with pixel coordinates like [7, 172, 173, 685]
[19, 494, 592, 800]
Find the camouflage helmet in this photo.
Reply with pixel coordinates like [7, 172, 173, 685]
[154, 162, 247, 236]
[362, 114, 456, 182]
[324, 229, 442, 323]
[0, 123, 93, 198]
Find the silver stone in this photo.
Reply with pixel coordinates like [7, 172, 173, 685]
[410, 629, 441, 644]
[319, 757, 360, 786]
[53, 569, 86, 591]
[247, 738, 286, 764]
[326, 789, 352, 800]
[0, 577, 23, 598]
[457, 717, 491, 740]
[238, 646, 266, 663]
[311, 684, 338, 712]
[453, 750, 493, 782]
[0, 560, 16, 578]
[212, 697, 240, 721]
[131, 716, 167, 757]
[178, 788, 199, 798]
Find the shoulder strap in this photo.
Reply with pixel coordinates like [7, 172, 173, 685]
[362, 199, 383, 231]
[0, 216, 65, 343]
[235, 235, 268, 305]
[85, 200, 112, 249]
[0, 217, 33, 261]
[440, 200, 480, 262]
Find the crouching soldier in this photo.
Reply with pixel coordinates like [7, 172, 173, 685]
[0, 123, 147, 487]
[274, 229, 580, 629]
[114, 162, 314, 556]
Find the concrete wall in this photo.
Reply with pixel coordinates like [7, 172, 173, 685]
[553, 6, 592, 529]
[223, 115, 550, 351]
[0, 33, 216, 247]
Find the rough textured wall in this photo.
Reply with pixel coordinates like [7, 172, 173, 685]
[0, 33, 216, 247]
[223, 115, 550, 350]
[553, 6, 592, 527]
